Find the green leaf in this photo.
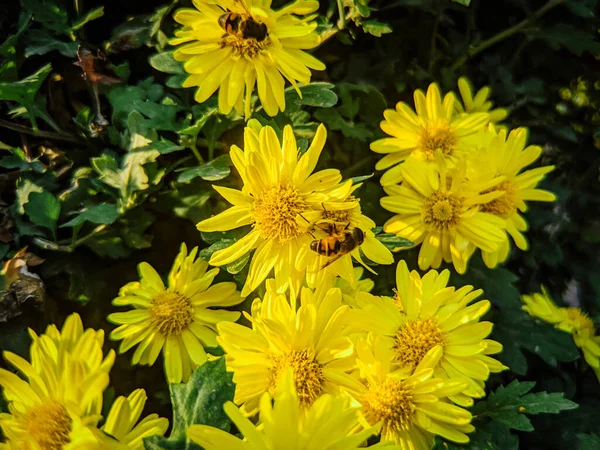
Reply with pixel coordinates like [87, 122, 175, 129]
[535, 24, 600, 56]
[0, 64, 52, 129]
[70, 6, 104, 31]
[294, 82, 339, 108]
[84, 230, 130, 258]
[23, 191, 61, 235]
[143, 359, 235, 450]
[23, 30, 79, 57]
[226, 251, 251, 274]
[177, 155, 232, 183]
[577, 433, 600, 450]
[60, 203, 120, 228]
[376, 233, 413, 250]
[360, 20, 393, 37]
[494, 308, 580, 375]
[565, 0, 597, 18]
[433, 422, 518, 450]
[150, 52, 185, 75]
[472, 380, 578, 432]
[0, 148, 44, 172]
[313, 108, 372, 141]
[150, 138, 185, 154]
[451, 0, 471, 5]
[22, 0, 69, 34]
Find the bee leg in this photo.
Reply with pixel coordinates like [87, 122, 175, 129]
[297, 213, 317, 238]
[321, 202, 329, 213]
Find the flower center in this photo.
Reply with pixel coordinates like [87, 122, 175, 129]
[362, 378, 415, 438]
[423, 191, 463, 231]
[566, 307, 596, 334]
[222, 34, 269, 58]
[321, 197, 359, 224]
[418, 121, 458, 160]
[150, 291, 193, 335]
[394, 319, 445, 369]
[24, 400, 72, 450]
[480, 180, 518, 218]
[252, 184, 309, 244]
[268, 350, 325, 406]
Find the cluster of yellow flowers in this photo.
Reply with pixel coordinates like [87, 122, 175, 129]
[101, 119, 512, 448]
[374, 80, 556, 273]
[0, 1, 580, 448]
[0, 314, 168, 449]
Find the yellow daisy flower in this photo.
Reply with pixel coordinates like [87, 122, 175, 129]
[102, 389, 169, 449]
[468, 126, 556, 268]
[107, 243, 243, 384]
[216, 280, 357, 415]
[197, 121, 391, 297]
[349, 261, 506, 406]
[380, 157, 506, 273]
[522, 288, 600, 381]
[370, 82, 489, 186]
[187, 369, 400, 449]
[347, 334, 474, 448]
[454, 77, 509, 124]
[0, 315, 117, 449]
[334, 266, 375, 306]
[171, 0, 325, 118]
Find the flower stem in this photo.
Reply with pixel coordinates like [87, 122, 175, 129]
[0, 119, 82, 144]
[451, 0, 564, 71]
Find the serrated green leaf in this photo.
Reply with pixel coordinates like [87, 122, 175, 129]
[361, 20, 393, 37]
[472, 380, 578, 432]
[177, 155, 232, 183]
[23, 30, 78, 57]
[22, 0, 70, 34]
[150, 51, 185, 75]
[535, 24, 600, 56]
[60, 203, 120, 228]
[70, 6, 104, 31]
[143, 359, 234, 450]
[494, 308, 580, 375]
[23, 191, 61, 235]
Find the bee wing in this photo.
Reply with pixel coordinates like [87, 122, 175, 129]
[320, 253, 343, 271]
[233, 0, 252, 14]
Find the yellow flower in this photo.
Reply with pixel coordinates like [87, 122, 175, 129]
[216, 281, 357, 415]
[349, 261, 506, 406]
[187, 369, 399, 449]
[171, 0, 324, 118]
[0, 314, 118, 449]
[522, 289, 600, 381]
[197, 121, 392, 297]
[381, 157, 506, 273]
[454, 77, 509, 124]
[370, 83, 489, 186]
[334, 266, 375, 306]
[107, 243, 243, 384]
[347, 334, 474, 448]
[102, 389, 169, 449]
[468, 126, 556, 268]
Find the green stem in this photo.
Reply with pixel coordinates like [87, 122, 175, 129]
[0, 119, 82, 143]
[32, 224, 108, 253]
[336, 0, 346, 30]
[451, 0, 564, 71]
[320, 11, 354, 44]
[190, 139, 205, 165]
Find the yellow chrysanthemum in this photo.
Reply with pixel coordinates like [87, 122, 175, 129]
[171, 0, 324, 118]
[197, 121, 392, 297]
[345, 334, 474, 448]
[107, 243, 243, 384]
[349, 261, 506, 406]
[102, 389, 169, 449]
[370, 83, 489, 186]
[468, 126, 556, 268]
[187, 369, 401, 449]
[334, 266, 375, 306]
[454, 77, 509, 124]
[0, 314, 118, 450]
[217, 280, 357, 415]
[380, 157, 506, 273]
[522, 289, 600, 381]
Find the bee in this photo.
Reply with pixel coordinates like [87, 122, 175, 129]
[219, 0, 268, 42]
[309, 221, 365, 270]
